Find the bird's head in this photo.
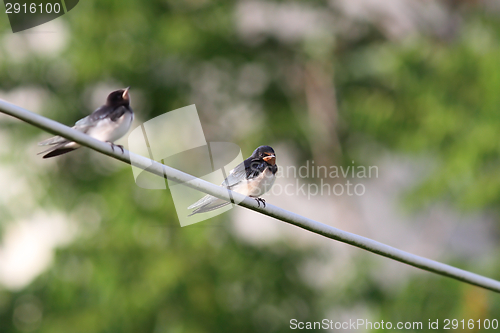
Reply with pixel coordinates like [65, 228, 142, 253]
[253, 145, 276, 165]
[106, 87, 130, 107]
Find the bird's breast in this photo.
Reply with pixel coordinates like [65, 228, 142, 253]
[234, 167, 276, 197]
[87, 111, 133, 142]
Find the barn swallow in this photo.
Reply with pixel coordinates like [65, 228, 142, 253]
[38, 88, 133, 158]
[188, 145, 278, 215]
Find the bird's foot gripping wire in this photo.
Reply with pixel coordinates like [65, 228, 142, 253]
[108, 142, 125, 153]
[254, 197, 266, 208]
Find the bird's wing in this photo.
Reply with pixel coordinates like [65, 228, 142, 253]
[87, 105, 128, 123]
[73, 114, 94, 128]
[223, 158, 268, 187]
[187, 158, 270, 215]
[187, 160, 249, 213]
[74, 105, 118, 128]
[73, 105, 130, 133]
[186, 172, 240, 210]
[222, 161, 247, 188]
[69, 104, 120, 130]
[38, 114, 93, 146]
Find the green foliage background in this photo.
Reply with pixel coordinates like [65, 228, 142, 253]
[1, 0, 500, 332]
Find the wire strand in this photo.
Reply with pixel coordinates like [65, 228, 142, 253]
[1, 98, 499, 293]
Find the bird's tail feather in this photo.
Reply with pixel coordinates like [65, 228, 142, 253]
[187, 194, 215, 209]
[188, 199, 232, 216]
[38, 136, 68, 146]
[41, 147, 77, 159]
[38, 141, 76, 158]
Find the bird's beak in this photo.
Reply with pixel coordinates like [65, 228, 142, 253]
[122, 87, 130, 100]
[263, 154, 276, 165]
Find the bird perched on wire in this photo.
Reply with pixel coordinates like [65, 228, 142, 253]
[188, 145, 278, 215]
[38, 88, 133, 158]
